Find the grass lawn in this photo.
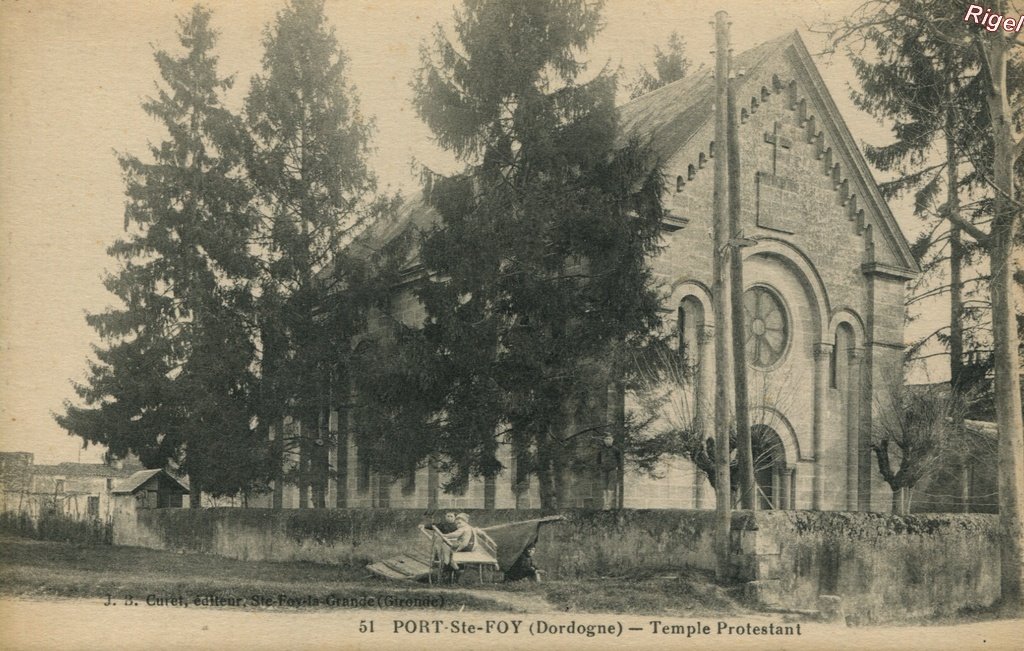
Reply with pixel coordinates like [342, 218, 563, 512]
[0, 535, 750, 616]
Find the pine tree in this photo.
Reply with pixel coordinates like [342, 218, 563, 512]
[401, 0, 667, 508]
[628, 31, 690, 99]
[842, 3, 992, 400]
[832, 0, 1024, 611]
[245, 0, 380, 508]
[56, 6, 268, 503]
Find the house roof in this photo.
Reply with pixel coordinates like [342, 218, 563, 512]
[349, 30, 918, 273]
[621, 30, 917, 273]
[30, 462, 140, 479]
[349, 195, 439, 261]
[112, 469, 190, 495]
[616, 33, 790, 158]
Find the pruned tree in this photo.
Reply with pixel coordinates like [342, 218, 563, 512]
[631, 339, 803, 507]
[56, 5, 271, 504]
[870, 383, 971, 514]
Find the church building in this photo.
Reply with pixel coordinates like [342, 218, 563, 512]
[264, 31, 918, 513]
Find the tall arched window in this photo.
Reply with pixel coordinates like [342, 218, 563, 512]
[678, 296, 705, 379]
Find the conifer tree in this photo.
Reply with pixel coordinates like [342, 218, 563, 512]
[832, 0, 1024, 611]
[245, 0, 381, 508]
[842, 3, 993, 400]
[628, 31, 690, 99]
[405, 0, 667, 508]
[56, 6, 268, 503]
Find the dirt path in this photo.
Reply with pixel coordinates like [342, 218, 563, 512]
[1, 597, 1021, 651]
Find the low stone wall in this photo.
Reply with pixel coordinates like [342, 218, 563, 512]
[114, 507, 999, 620]
[742, 511, 1000, 620]
[114, 507, 722, 577]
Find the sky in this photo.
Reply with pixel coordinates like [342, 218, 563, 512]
[0, 0, 935, 464]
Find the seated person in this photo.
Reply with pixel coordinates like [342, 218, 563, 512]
[418, 512, 458, 535]
[441, 513, 476, 551]
[504, 544, 542, 583]
[434, 513, 496, 573]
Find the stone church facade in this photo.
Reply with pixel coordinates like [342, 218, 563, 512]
[260, 32, 918, 513]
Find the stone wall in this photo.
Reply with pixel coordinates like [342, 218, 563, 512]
[113, 507, 721, 577]
[114, 507, 998, 621]
[743, 511, 1000, 621]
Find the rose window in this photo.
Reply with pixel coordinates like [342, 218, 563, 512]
[743, 287, 788, 368]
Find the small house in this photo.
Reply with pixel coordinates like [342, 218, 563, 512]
[112, 469, 190, 510]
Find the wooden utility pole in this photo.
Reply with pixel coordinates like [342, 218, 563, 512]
[727, 52, 756, 511]
[712, 10, 735, 580]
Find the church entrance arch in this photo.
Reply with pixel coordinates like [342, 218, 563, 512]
[751, 425, 792, 510]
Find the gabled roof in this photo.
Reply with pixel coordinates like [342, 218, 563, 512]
[354, 31, 918, 274]
[617, 33, 791, 157]
[112, 469, 190, 495]
[619, 30, 917, 273]
[349, 195, 438, 261]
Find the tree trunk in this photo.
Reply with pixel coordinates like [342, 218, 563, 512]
[297, 420, 309, 509]
[335, 405, 349, 509]
[989, 148, 1023, 611]
[310, 409, 324, 509]
[891, 486, 906, 515]
[484, 475, 496, 510]
[945, 119, 970, 516]
[961, 463, 972, 514]
[272, 421, 284, 510]
[946, 117, 965, 397]
[537, 456, 556, 511]
[609, 380, 626, 509]
[554, 463, 568, 510]
[377, 473, 391, 508]
[980, 21, 1024, 613]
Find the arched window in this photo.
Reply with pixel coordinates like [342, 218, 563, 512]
[752, 425, 789, 510]
[676, 175, 685, 192]
[833, 323, 854, 389]
[687, 164, 696, 180]
[678, 296, 705, 378]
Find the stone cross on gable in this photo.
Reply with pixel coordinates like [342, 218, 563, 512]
[764, 121, 792, 175]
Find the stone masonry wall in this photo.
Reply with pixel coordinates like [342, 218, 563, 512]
[114, 507, 722, 577]
[114, 507, 998, 621]
[743, 511, 1000, 621]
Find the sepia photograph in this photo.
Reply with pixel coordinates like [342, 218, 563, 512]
[0, 0, 1021, 648]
